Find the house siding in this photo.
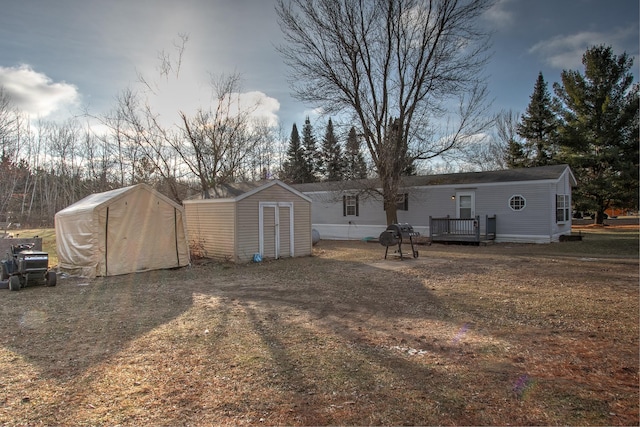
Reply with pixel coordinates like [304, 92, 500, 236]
[184, 200, 236, 260]
[300, 166, 575, 244]
[552, 169, 573, 240]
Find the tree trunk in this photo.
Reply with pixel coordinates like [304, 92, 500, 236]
[384, 197, 398, 226]
[594, 211, 605, 225]
[382, 173, 399, 225]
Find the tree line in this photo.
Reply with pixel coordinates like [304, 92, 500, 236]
[280, 117, 368, 184]
[0, 82, 370, 227]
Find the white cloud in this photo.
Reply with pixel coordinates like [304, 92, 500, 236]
[483, 0, 515, 28]
[528, 25, 639, 70]
[237, 91, 281, 127]
[0, 65, 79, 117]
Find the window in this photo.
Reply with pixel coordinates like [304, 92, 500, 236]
[343, 194, 359, 216]
[556, 194, 570, 222]
[509, 195, 526, 211]
[396, 193, 409, 211]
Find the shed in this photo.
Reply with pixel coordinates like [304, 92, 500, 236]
[183, 180, 312, 262]
[293, 165, 577, 244]
[55, 183, 190, 277]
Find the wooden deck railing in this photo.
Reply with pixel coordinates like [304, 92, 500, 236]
[429, 215, 496, 243]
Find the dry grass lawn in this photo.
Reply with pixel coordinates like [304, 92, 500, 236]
[0, 227, 637, 425]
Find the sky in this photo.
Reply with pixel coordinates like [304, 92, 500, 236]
[0, 0, 638, 137]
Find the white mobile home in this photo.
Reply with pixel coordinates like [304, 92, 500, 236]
[293, 165, 577, 244]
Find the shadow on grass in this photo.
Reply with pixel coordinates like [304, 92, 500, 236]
[1, 236, 636, 425]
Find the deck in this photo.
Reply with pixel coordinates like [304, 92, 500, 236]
[429, 215, 496, 244]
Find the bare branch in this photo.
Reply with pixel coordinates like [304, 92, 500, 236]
[276, 0, 494, 223]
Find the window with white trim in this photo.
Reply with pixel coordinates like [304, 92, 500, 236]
[509, 195, 526, 211]
[343, 194, 359, 216]
[556, 194, 570, 222]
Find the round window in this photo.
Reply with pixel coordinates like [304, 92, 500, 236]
[509, 195, 526, 211]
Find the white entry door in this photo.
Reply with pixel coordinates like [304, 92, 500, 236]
[259, 202, 294, 259]
[456, 191, 475, 219]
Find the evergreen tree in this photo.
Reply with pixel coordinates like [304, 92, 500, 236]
[516, 72, 559, 166]
[553, 45, 639, 224]
[301, 116, 320, 182]
[506, 139, 528, 168]
[320, 118, 343, 181]
[280, 123, 306, 183]
[344, 126, 368, 180]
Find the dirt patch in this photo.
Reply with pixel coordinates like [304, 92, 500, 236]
[0, 239, 637, 426]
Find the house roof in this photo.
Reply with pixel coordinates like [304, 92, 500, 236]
[184, 179, 312, 203]
[292, 164, 576, 193]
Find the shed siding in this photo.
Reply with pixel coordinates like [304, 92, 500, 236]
[235, 197, 261, 262]
[279, 205, 292, 257]
[237, 184, 311, 261]
[184, 201, 236, 260]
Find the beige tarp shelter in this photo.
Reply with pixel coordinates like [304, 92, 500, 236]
[55, 183, 190, 277]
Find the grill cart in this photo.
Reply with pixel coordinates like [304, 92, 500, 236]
[0, 243, 57, 291]
[379, 223, 420, 260]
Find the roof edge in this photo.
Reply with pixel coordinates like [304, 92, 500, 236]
[235, 180, 312, 203]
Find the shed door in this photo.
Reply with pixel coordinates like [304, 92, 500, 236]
[259, 202, 294, 259]
[456, 191, 475, 219]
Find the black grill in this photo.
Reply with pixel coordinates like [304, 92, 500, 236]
[379, 223, 420, 259]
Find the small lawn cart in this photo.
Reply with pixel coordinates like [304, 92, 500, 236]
[0, 243, 56, 291]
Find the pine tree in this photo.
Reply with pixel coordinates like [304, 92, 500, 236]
[553, 45, 639, 224]
[344, 126, 368, 180]
[280, 123, 306, 183]
[320, 118, 343, 181]
[506, 140, 528, 168]
[516, 72, 558, 166]
[301, 117, 320, 182]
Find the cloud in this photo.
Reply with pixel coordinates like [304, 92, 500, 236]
[528, 25, 639, 70]
[237, 91, 281, 127]
[0, 65, 79, 117]
[483, 0, 515, 28]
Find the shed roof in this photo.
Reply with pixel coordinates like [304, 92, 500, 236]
[185, 180, 312, 203]
[293, 164, 576, 193]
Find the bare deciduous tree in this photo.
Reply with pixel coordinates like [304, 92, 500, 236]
[276, 0, 493, 224]
[456, 110, 525, 171]
[0, 87, 19, 160]
[177, 73, 264, 198]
